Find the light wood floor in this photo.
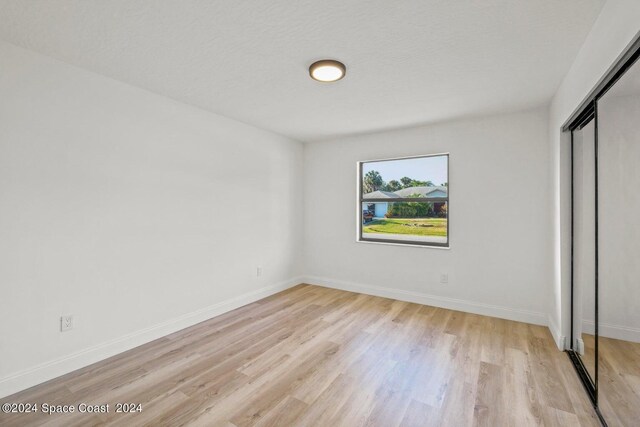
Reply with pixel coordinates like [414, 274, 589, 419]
[582, 333, 640, 426]
[580, 334, 597, 382]
[0, 285, 600, 427]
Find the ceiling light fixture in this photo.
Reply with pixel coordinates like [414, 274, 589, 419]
[309, 60, 346, 82]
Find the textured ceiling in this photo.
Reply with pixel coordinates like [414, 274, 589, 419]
[0, 1, 605, 141]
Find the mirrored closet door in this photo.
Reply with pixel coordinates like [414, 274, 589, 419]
[596, 53, 640, 427]
[567, 34, 640, 427]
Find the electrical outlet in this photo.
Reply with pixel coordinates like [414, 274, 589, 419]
[440, 273, 449, 284]
[60, 315, 74, 332]
[256, 266, 263, 277]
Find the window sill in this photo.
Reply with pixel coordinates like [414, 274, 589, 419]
[356, 238, 450, 250]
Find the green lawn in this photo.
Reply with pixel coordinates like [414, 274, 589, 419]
[363, 218, 447, 237]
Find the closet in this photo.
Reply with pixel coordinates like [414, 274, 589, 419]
[565, 35, 640, 426]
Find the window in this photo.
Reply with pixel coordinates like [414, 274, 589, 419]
[357, 154, 449, 247]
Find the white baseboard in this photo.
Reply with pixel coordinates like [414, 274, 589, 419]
[0, 277, 302, 399]
[303, 275, 547, 327]
[547, 314, 566, 350]
[582, 319, 640, 343]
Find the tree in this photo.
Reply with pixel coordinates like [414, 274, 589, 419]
[388, 194, 434, 218]
[384, 180, 402, 192]
[399, 177, 433, 189]
[363, 170, 384, 193]
[400, 177, 413, 188]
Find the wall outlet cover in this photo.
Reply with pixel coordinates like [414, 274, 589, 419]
[60, 315, 74, 332]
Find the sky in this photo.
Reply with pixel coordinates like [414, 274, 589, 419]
[362, 155, 448, 185]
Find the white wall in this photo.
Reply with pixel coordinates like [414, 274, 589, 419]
[303, 109, 550, 324]
[0, 41, 304, 397]
[548, 0, 640, 349]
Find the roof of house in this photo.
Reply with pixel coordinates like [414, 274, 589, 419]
[362, 190, 399, 199]
[363, 185, 447, 199]
[393, 186, 447, 198]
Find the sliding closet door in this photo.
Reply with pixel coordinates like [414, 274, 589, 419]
[572, 119, 597, 384]
[597, 57, 640, 426]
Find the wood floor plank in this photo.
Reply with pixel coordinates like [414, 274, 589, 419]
[253, 395, 308, 427]
[228, 341, 341, 427]
[473, 361, 504, 427]
[400, 399, 438, 427]
[0, 284, 602, 427]
[363, 388, 412, 427]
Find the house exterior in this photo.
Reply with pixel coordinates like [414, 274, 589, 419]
[363, 186, 448, 218]
[362, 190, 397, 218]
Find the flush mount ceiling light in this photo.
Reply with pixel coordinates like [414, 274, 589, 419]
[309, 60, 346, 82]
